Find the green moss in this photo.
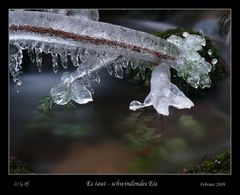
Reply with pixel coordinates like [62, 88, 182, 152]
[184, 151, 230, 174]
[10, 156, 33, 174]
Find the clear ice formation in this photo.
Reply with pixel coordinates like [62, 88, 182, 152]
[9, 9, 216, 115]
[129, 63, 194, 115]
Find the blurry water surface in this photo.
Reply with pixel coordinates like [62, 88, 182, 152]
[10, 10, 230, 173]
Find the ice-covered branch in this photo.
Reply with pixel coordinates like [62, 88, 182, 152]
[9, 9, 217, 115]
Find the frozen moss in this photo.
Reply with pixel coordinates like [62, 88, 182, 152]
[129, 28, 225, 96]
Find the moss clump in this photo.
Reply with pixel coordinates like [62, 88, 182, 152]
[184, 151, 230, 174]
[10, 156, 32, 174]
[129, 28, 225, 96]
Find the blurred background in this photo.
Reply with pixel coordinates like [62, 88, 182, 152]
[10, 9, 230, 173]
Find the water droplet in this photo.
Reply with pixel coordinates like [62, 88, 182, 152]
[183, 32, 189, 37]
[129, 101, 142, 111]
[16, 79, 22, 86]
[211, 58, 218, 65]
[208, 49, 212, 56]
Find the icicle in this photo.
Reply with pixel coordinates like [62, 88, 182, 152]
[121, 61, 128, 68]
[28, 48, 35, 63]
[51, 53, 59, 73]
[140, 66, 146, 80]
[114, 64, 123, 79]
[70, 50, 80, 67]
[35, 48, 42, 72]
[130, 60, 139, 69]
[60, 54, 68, 69]
[9, 43, 23, 89]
